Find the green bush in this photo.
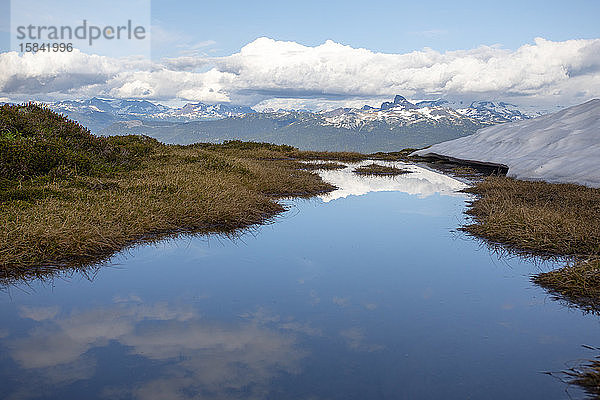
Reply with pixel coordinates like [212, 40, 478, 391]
[0, 103, 161, 181]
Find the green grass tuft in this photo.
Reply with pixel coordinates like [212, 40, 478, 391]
[353, 163, 411, 176]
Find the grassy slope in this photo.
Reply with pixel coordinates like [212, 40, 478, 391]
[0, 104, 336, 280]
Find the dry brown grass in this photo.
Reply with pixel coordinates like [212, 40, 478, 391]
[352, 163, 411, 176]
[463, 176, 600, 310]
[0, 145, 334, 281]
[368, 149, 421, 161]
[545, 347, 600, 398]
[463, 176, 600, 257]
[291, 149, 423, 162]
[565, 357, 600, 398]
[289, 150, 367, 162]
[446, 166, 485, 180]
[190, 142, 370, 163]
[297, 161, 347, 171]
[533, 259, 600, 313]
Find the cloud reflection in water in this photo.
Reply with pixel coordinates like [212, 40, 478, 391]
[5, 299, 309, 399]
[315, 161, 468, 202]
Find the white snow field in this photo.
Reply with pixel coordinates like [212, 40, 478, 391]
[412, 99, 600, 188]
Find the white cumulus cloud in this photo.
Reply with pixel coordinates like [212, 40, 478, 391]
[1, 37, 599, 106]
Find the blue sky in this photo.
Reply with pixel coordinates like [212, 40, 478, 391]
[149, 0, 600, 57]
[1, 0, 600, 108]
[3, 0, 600, 56]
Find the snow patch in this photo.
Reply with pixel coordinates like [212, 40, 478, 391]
[413, 99, 600, 188]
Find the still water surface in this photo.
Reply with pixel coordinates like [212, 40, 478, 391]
[1, 162, 598, 399]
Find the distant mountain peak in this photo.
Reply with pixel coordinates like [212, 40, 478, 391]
[380, 95, 418, 111]
[393, 95, 407, 104]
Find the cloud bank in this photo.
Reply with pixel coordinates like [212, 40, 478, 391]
[1, 37, 599, 106]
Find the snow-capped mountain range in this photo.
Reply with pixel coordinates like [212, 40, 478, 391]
[95, 96, 525, 152]
[52, 98, 171, 115]
[45, 95, 541, 133]
[416, 99, 533, 124]
[318, 95, 532, 130]
[36, 95, 560, 152]
[49, 97, 254, 123]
